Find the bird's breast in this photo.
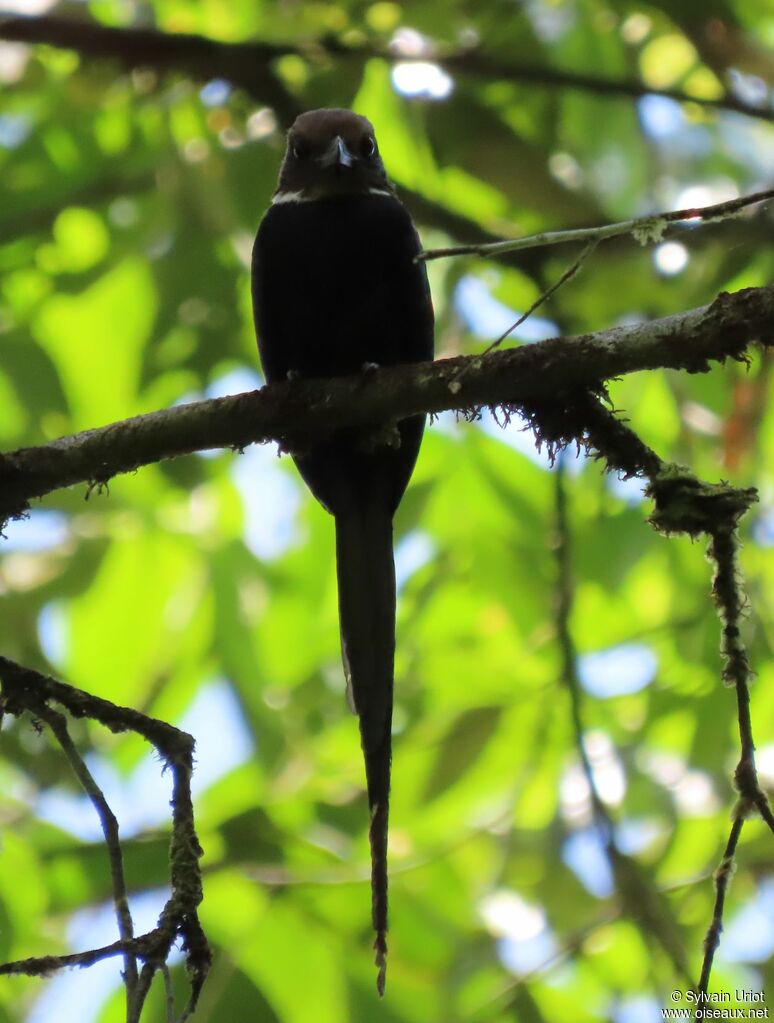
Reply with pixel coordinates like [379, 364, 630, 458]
[252, 196, 433, 382]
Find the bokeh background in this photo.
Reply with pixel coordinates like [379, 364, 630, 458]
[1, 1, 773, 1020]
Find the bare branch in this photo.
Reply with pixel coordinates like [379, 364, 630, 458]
[35, 705, 138, 1000]
[0, 12, 301, 123]
[2, 14, 771, 125]
[484, 238, 599, 353]
[428, 50, 774, 124]
[421, 188, 774, 261]
[0, 936, 152, 977]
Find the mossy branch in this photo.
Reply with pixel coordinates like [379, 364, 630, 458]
[0, 657, 211, 1023]
[1, 283, 771, 533]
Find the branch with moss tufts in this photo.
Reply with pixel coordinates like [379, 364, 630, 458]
[1, 283, 772, 532]
[694, 524, 774, 1005]
[420, 187, 774, 261]
[0, 657, 211, 1023]
[570, 397, 772, 1001]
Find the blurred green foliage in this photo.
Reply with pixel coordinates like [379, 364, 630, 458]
[1, 1, 773, 1021]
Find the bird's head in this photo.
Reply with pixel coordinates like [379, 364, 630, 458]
[273, 108, 394, 203]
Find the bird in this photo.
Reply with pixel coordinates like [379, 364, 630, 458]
[251, 109, 434, 994]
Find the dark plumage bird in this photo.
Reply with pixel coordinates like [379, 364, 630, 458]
[251, 109, 434, 993]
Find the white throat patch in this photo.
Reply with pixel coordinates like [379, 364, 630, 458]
[272, 191, 311, 205]
[272, 187, 394, 205]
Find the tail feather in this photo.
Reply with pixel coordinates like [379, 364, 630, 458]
[335, 506, 395, 995]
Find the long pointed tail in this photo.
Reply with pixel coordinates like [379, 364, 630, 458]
[335, 506, 395, 995]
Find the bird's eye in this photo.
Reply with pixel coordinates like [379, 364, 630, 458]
[361, 135, 376, 157]
[292, 138, 309, 159]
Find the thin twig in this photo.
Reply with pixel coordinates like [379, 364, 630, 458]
[34, 705, 138, 1000]
[696, 816, 744, 1011]
[487, 239, 599, 354]
[428, 50, 774, 124]
[554, 457, 615, 844]
[0, 938, 149, 977]
[753, 790, 774, 834]
[470, 907, 621, 1020]
[420, 188, 774, 261]
[161, 964, 176, 1023]
[449, 239, 599, 392]
[130, 963, 159, 1023]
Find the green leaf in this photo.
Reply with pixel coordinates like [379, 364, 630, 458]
[33, 257, 157, 428]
